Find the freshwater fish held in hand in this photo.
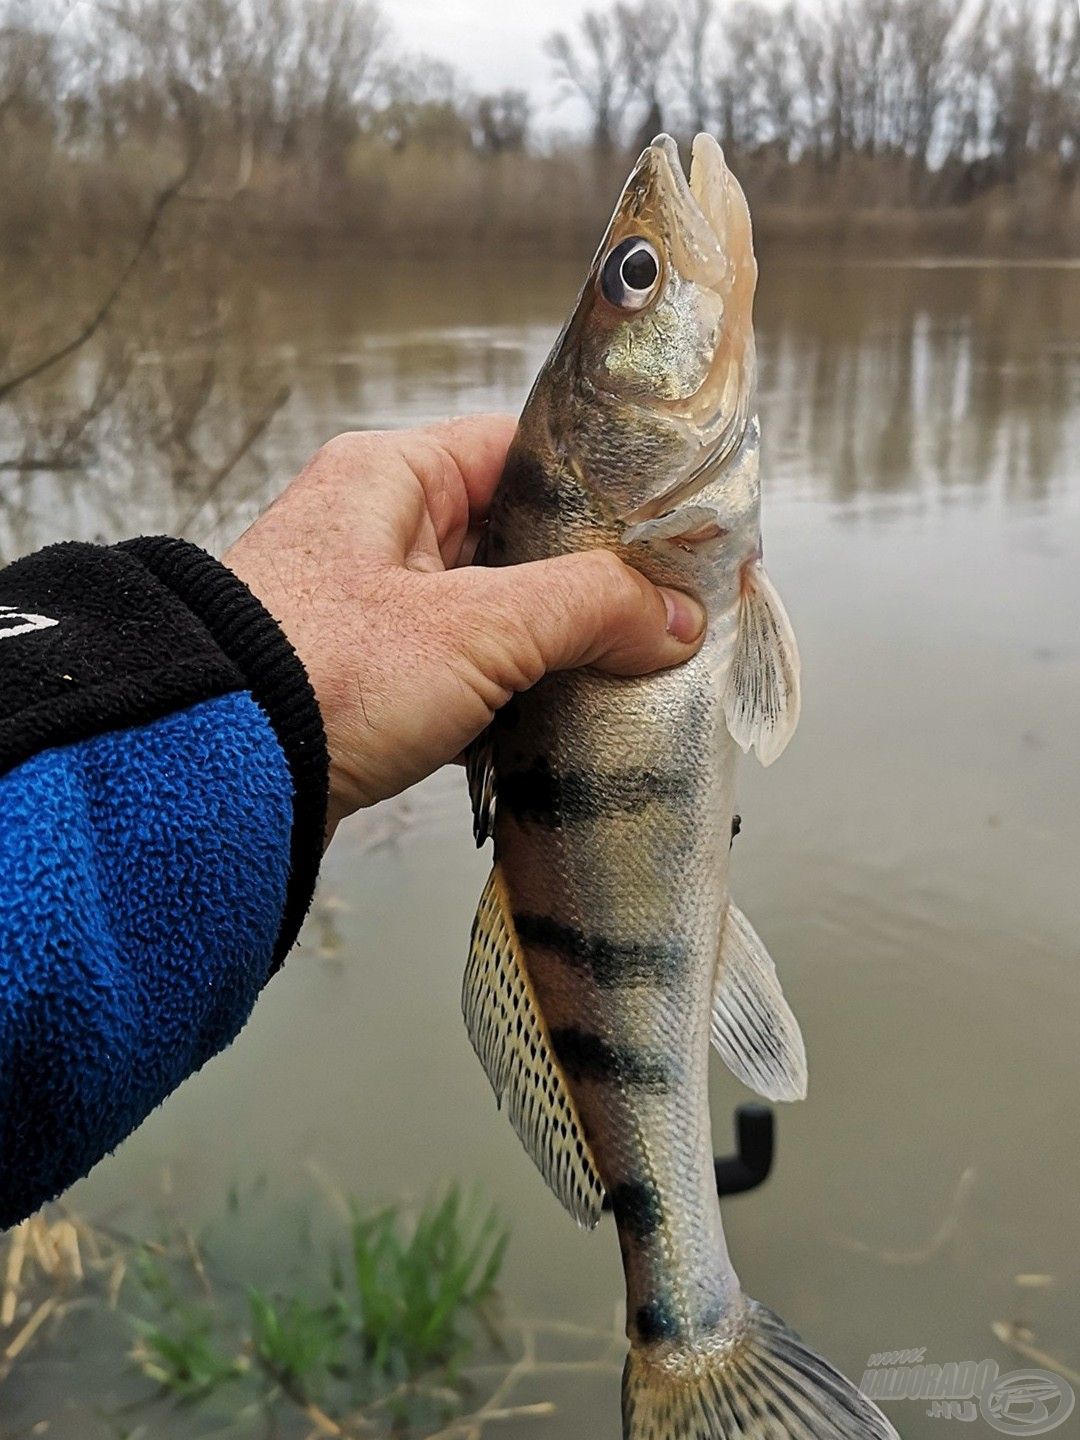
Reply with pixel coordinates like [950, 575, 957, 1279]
[463, 133, 896, 1440]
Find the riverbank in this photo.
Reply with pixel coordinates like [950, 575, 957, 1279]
[3, 139, 1078, 264]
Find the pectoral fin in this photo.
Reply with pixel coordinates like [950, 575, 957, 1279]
[723, 561, 801, 766]
[711, 902, 807, 1102]
[621, 504, 726, 548]
[464, 865, 605, 1228]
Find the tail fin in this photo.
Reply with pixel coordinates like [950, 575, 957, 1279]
[622, 1298, 897, 1440]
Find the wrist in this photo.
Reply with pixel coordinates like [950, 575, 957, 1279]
[123, 537, 330, 968]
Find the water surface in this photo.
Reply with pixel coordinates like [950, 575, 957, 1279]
[4, 256, 1079, 1438]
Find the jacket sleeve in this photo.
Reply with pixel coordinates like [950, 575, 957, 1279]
[0, 537, 329, 1227]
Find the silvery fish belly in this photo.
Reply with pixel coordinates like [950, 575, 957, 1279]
[463, 135, 897, 1440]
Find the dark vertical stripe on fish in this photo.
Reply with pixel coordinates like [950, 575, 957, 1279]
[609, 1180, 665, 1240]
[499, 756, 693, 828]
[549, 1028, 673, 1091]
[497, 452, 594, 525]
[514, 913, 685, 986]
[635, 1299, 682, 1343]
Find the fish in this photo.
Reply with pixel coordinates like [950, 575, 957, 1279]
[462, 133, 897, 1440]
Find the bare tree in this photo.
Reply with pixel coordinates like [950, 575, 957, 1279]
[897, 0, 956, 172]
[0, 0, 1076, 258]
[675, 0, 715, 136]
[278, 0, 386, 176]
[374, 56, 473, 152]
[615, 0, 679, 150]
[96, 0, 386, 175]
[546, 8, 629, 154]
[0, 100, 202, 405]
[475, 90, 530, 154]
[0, 14, 60, 132]
[1013, 0, 1080, 175]
[714, 1, 799, 157]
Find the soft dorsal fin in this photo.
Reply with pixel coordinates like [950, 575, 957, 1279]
[464, 865, 606, 1229]
[464, 730, 496, 846]
[723, 561, 801, 766]
[711, 901, 807, 1102]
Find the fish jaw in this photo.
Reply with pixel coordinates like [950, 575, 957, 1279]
[633, 133, 759, 488]
[604, 134, 730, 293]
[631, 133, 757, 305]
[591, 131, 757, 428]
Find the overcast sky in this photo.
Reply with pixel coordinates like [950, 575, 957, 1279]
[385, 0, 588, 119]
[381, 0, 805, 133]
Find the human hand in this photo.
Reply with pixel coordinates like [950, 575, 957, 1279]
[224, 417, 707, 839]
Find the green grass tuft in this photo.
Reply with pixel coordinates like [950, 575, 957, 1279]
[248, 1288, 345, 1399]
[131, 1313, 243, 1403]
[347, 1185, 509, 1381]
[123, 1184, 509, 1431]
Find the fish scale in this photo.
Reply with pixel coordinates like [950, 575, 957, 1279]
[462, 133, 897, 1440]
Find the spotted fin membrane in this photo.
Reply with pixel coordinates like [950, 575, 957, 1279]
[463, 864, 605, 1230]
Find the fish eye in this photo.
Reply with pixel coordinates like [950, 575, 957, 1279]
[600, 236, 660, 311]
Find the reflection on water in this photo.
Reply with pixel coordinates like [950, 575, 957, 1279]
[3, 259, 1079, 1438]
[2, 259, 1078, 561]
[760, 264, 1080, 511]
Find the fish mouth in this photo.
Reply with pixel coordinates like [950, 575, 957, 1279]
[628, 132, 756, 296]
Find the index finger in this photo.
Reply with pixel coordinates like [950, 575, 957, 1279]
[416, 412, 518, 526]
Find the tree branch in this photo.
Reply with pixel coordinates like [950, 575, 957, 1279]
[0, 124, 202, 405]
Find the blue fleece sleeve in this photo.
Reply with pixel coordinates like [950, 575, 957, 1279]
[0, 692, 294, 1226]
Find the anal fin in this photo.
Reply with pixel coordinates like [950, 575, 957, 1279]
[464, 865, 605, 1229]
[712, 902, 807, 1102]
[723, 560, 801, 766]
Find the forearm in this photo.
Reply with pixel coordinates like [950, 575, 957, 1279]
[0, 539, 328, 1226]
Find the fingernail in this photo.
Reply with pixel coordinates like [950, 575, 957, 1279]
[660, 587, 707, 644]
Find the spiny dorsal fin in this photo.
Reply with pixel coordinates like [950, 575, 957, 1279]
[711, 902, 807, 1102]
[723, 561, 801, 766]
[464, 730, 496, 846]
[464, 866, 605, 1229]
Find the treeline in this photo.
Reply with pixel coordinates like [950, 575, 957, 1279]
[0, 0, 1077, 254]
[0, 0, 529, 167]
[550, 0, 1079, 192]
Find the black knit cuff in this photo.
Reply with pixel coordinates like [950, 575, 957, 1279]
[118, 537, 328, 972]
[0, 541, 244, 777]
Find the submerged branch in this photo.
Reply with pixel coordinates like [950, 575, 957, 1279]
[828, 1166, 976, 1266]
[992, 1321, 1080, 1388]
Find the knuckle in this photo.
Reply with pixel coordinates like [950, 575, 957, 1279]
[311, 430, 384, 475]
[503, 624, 548, 689]
[584, 549, 645, 614]
[409, 432, 458, 496]
[316, 431, 362, 464]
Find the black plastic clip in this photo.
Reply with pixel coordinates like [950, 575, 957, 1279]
[713, 1103, 774, 1197]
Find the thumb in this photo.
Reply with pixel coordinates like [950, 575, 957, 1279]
[455, 549, 707, 690]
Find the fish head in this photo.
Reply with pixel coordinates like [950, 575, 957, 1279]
[536, 134, 759, 539]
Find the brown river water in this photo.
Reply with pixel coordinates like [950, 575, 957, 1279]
[2, 256, 1079, 1437]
